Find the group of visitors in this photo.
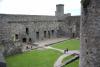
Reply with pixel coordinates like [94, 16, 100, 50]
[64, 48, 68, 54]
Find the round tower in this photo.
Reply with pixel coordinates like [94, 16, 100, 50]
[55, 4, 64, 17]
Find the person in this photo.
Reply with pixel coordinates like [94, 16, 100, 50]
[64, 48, 68, 54]
[66, 48, 68, 52]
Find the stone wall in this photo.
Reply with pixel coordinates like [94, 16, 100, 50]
[80, 0, 100, 67]
[60, 16, 80, 38]
[0, 13, 81, 56]
[8, 21, 59, 42]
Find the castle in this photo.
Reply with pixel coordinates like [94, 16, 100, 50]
[0, 4, 80, 56]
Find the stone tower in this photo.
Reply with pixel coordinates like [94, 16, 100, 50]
[80, 0, 100, 67]
[55, 4, 64, 21]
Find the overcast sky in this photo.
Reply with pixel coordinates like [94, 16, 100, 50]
[0, 0, 81, 16]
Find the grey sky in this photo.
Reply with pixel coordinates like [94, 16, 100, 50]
[0, 0, 81, 16]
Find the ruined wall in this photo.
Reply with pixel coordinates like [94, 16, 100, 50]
[60, 16, 80, 38]
[8, 21, 59, 42]
[0, 14, 59, 56]
[0, 14, 58, 42]
[0, 13, 81, 56]
[80, 0, 100, 67]
[0, 14, 81, 43]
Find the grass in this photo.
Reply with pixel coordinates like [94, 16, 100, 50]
[62, 55, 74, 63]
[65, 59, 79, 67]
[62, 55, 79, 67]
[51, 39, 80, 67]
[51, 39, 80, 50]
[6, 39, 80, 67]
[6, 49, 62, 67]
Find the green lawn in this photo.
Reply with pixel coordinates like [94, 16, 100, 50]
[62, 55, 74, 63]
[62, 55, 79, 67]
[51, 39, 80, 67]
[51, 39, 80, 50]
[6, 49, 62, 67]
[6, 39, 80, 67]
[65, 59, 79, 67]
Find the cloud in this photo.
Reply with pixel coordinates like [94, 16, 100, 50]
[0, 0, 81, 15]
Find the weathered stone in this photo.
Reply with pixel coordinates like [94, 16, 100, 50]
[0, 51, 6, 67]
[80, 0, 100, 67]
[0, 4, 80, 56]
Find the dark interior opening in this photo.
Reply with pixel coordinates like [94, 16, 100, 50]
[48, 31, 50, 38]
[51, 30, 54, 35]
[23, 38, 27, 42]
[15, 34, 18, 39]
[44, 31, 46, 38]
[72, 33, 75, 38]
[36, 32, 39, 40]
[29, 38, 32, 42]
[26, 28, 29, 35]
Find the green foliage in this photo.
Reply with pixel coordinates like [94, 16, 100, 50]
[6, 49, 61, 67]
[51, 39, 80, 50]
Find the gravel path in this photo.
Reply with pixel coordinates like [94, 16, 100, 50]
[34, 38, 68, 47]
[54, 51, 79, 67]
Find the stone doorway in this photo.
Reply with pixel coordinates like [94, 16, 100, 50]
[72, 33, 75, 38]
[48, 31, 50, 38]
[36, 32, 39, 40]
[22, 38, 27, 42]
[44, 31, 46, 38]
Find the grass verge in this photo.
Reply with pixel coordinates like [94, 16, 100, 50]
[51, 39, 80, 50]
[6, 49, 62, 67]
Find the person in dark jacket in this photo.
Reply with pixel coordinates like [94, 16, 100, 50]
[64, 48, 68, 54]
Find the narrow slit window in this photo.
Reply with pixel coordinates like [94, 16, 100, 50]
[26, 28, 29, 35]
[44, 31, 46, 38]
